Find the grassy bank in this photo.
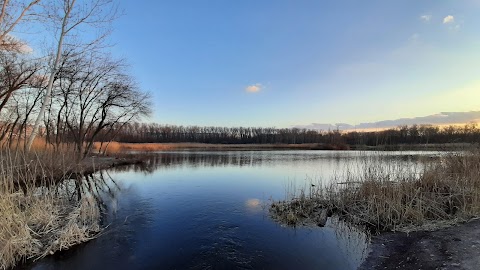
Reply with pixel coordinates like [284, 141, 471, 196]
[93, 142, 349, 153]
[270, 149, 480, 232]
[95, 141, 475, 154]
[0, 150, 102, 269]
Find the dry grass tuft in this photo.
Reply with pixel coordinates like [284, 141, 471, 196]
[271, 150, 480, 233]
[0, 150, 101, 270]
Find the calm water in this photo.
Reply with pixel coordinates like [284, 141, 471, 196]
[26, 150, 438, 270]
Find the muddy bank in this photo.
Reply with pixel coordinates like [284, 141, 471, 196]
[360, 219, 480, 270]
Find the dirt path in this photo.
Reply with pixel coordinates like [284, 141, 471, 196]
[360, 219, 480, 270]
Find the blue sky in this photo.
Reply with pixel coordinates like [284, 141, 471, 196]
[105, 0, 480, 128]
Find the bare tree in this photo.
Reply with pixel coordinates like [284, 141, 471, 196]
[0, 0, 41, 51]
[0, 81, 44, 148]
[0, 51, 44, 145]
[26, 0, 117, 151]
[49, 50, 150, 159]
[0, 51, 41, 114]
[82, 78, 151, 157]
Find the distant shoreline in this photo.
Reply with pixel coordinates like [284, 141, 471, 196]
[94, 141, 473, 153]
[94, 142, 349, 152]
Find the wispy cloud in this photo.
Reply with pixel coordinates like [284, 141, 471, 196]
[295, 111, 480, 131]
[443, 15, 455, 24]
[245, 83, 262, 93]
[420, 14, 431, 22]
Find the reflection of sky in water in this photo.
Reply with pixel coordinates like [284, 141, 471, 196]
[27, 150, 436, 270]
[115, 150, 437, 200]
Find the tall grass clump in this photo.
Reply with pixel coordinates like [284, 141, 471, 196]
[0, 149, 101, 270]
[271, 149, 480, 232]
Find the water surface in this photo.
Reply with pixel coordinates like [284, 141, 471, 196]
[27, 150, 436, 270]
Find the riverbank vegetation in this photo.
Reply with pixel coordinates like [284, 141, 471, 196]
[0, 1, 151, 268]
[270, 149, 480, 233]
[93, 141, 351, 154]
[0, 149, 102, 269]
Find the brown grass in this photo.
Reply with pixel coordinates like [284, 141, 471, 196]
[270, 149, 480, 232]
[93, 141, 347, 154]
[2, 137, 75, 152]
[0, 150, 101, 269]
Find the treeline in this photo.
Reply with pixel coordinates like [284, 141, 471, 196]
[343, 123, 480, 146]
[111, 124, 339, 144]
[0, 0, 151, 159]
[99, 122, 480, 146]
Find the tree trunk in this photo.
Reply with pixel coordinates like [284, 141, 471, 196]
[26, 0, 75, 151]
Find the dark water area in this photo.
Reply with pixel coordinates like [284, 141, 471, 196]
[24, 150, 439, 270]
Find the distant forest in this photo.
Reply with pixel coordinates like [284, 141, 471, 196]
[94, 122, 480, 146]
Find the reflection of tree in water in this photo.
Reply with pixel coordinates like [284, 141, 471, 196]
[327, 217, 370, 269]
[109, 152, 266, 173]
[55, 171, 123, 221]
[35, 172, 156, 269]
[107, 151, 433, 177]
[109, 152, 319, 173]
[82, 172, 121, 213]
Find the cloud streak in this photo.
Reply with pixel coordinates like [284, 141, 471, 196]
[295, 111, 480, 131]
[245, 83, 262, 93]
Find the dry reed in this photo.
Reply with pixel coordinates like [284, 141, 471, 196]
[0, 149, 101, 270]
[93, 141, 340, 154]
[271, 150, 480, 232]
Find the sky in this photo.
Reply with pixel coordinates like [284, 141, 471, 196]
[39, 1, 480, 128]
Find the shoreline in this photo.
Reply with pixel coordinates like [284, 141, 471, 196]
[95, 142, 349, 152]
[94, 141, 471, 153]
[360, 218, 480, 269]
[268, 149, 480, 269]
[1, 153, 143, 269]
[80, 156, 144, 174]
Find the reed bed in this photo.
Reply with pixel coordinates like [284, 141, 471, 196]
[270, 150, 480, 232]
[0, 150, 101, 270]
[93, 141, 342, 154]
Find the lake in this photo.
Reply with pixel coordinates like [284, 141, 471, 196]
[24, 150, 438, 270]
